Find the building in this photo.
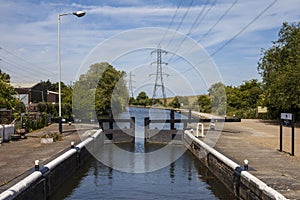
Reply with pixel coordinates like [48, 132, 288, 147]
[46, 91, 59, 104]
[11, 82, 58, 108]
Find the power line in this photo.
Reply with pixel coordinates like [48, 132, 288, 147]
[168, 0, 237, 64]
[0, 56, 50, 78]
[159, 0, 183, 45]
[0, 47, 52, 73]
[154, 0, 183, 72]
[209, 0, 277, 58]
[198, 0, 239, 43]
[0, 46, 56, 79]
[181, 0, 278, 74]
[187, 0, 216, 35]
[0, 67, 29, 82]
[164, 0, 194, 50]
[167, 0, 217, 62]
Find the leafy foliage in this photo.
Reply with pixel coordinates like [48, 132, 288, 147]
[34, 80, 73, 119]
[0, 69, 23, 111]
[133, 91, 151, 106]
[196, 80, 262, 118]
[208, 82, 227, 115]
[226, 80, 262, 118]
[197, 95, 211, 113]
[73, 62, 128, 120]
[168, 96, 180, 108]
[258, 22, 300, 119]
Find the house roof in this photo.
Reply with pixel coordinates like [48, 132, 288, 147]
[10, 82, 39, 89]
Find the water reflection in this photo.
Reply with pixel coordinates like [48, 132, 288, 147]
[50, 144, 235, 200]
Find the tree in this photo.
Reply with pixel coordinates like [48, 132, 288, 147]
[0, 69, 10, 83]
[258, 22, 300, 119]
[129, 97, 136, 105]
[35, 80, 73, 118]
[73, 62, 128, 119]
[208, 82, 227, 115]
[197, 95, 211, 113]
[0, 70, 23, 111]
[135, 91, 151, 106]
[239, 79, 262, 108]
[225, 79, 262, 118]
[168, 96, 180, 108]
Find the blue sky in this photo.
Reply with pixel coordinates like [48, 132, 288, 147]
[0, 0, 300, 97]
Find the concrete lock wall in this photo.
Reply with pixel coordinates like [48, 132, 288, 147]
[0, 129, 103, 200]
[183, 131, 287, 200]
[103, 129, 135, 143]
[145, 129, 183, 144]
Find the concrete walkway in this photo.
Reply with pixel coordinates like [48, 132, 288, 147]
[0, 124, 94, 193]
[213, 119, 300, 199]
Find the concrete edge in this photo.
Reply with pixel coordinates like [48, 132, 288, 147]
[0, 129, 102, 200]
[0, 172, 42, 200]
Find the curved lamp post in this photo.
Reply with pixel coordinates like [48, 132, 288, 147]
[58, 11, 85, 133]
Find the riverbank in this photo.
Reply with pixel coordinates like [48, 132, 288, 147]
[0, 124, 95, 193]
[213, 119, 300, 199]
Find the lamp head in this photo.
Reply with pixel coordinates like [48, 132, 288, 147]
[73, 11, 86, 17]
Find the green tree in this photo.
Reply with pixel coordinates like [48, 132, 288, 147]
[225, 79, 262, 118]
[135, 91, 151, 106]
[168, 96, 181, 108]
[258, 22, 300, 119]
[0, 70, 23, 111]
[208, 82, 227, 115]
[35, 80, 73, 118]
[239, 79, 262, 108]
[61, 84, 73, 118]
[129, 97, 136, 105]
[73, 62, 128, 119]
[197, 95, 211, 113]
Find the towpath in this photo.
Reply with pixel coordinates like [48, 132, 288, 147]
[0, 124, 97, 193]
[212, 119, 300, 199]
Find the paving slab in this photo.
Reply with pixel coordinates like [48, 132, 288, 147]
[214, 119, 300, 199]
[0, 124, 96, 193]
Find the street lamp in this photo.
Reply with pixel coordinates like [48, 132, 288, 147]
[58, 11, 86, 134]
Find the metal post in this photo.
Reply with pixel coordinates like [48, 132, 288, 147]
[183, 121, 187, 129]
[58, 14, 62, 134]
[57, 11, 85, 134]
[109, 110, 113, 129]
[2, 124, 6, 142]
[170, 110, 175, 130]
[144, 117, 149, 143]
[292, 121, 295, 156]
[280, 120, 282, 152]
[130, 117, 135, 143]
[130, 117, 135, 130]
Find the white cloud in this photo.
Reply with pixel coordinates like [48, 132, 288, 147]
[0, 0, 300, 89]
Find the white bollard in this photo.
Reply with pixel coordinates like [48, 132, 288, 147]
[196, 123, 204, 137]
[35, 160, 40, 171]
[244, 159, 249, 170]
